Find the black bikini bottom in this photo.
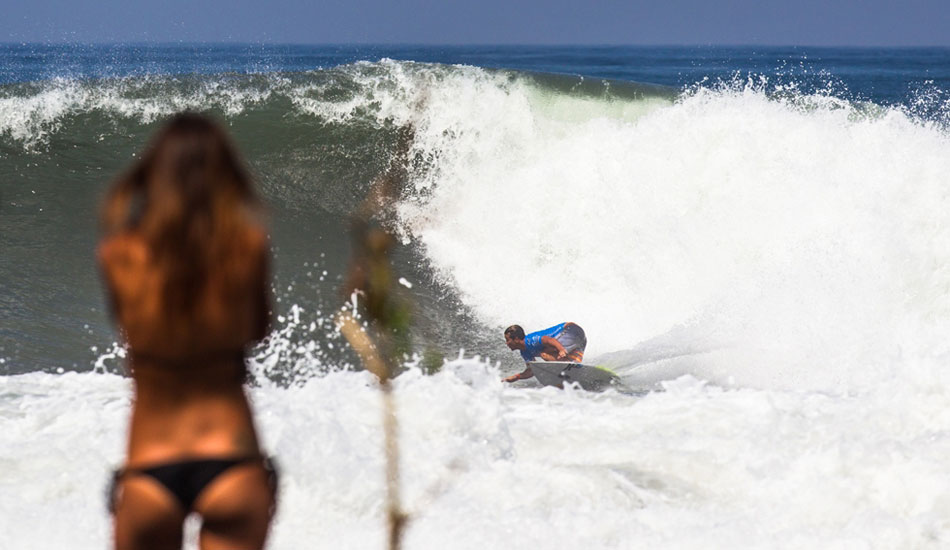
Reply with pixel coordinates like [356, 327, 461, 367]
[108, 455, 278, 513]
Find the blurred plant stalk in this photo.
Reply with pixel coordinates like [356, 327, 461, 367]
[337, 125, 414, 550]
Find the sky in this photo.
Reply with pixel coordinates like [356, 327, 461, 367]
[2, 0, 949, 46]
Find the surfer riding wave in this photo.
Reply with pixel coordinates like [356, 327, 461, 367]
[503, 322, 587, 382]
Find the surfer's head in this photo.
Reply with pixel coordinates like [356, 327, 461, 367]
[504, 325, 526, 350]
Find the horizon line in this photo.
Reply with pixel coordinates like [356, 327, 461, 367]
[3, 41, 950, 49]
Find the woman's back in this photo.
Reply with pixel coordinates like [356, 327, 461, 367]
[100, 113, 276, 550]
[99, 224, 268, 462]
[99, 223, 268, 360]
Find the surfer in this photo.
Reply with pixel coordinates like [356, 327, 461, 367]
[98, 113, 276, 550]
[502, 322, 587, 382]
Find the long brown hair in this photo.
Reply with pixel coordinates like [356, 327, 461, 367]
[101, 112, 263, 315]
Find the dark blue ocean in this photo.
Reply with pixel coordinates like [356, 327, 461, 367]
[3, 44, 950, 105]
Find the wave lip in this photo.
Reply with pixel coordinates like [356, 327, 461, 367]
[0, 73, 284, 148]
[0, 60, 675, 149]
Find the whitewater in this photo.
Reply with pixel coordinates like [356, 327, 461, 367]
[2, 49, 950, 548]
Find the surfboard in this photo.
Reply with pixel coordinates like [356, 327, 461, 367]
[526, 361, 620, 391]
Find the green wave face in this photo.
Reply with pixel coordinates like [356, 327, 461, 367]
[0, 61, 674, 373]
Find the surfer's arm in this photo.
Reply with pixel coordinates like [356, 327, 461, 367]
[503, 366, 534, 382]
[540, 335, 568, 360]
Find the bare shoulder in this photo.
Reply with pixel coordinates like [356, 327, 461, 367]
[240, 224, 271, 269]
[245, 224, 269, 252]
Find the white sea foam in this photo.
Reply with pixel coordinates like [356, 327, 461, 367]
[394, 72, 950, 393]
[3, 361, 950, 549]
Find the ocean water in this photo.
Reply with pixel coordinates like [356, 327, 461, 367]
[2, 44, 950, 548]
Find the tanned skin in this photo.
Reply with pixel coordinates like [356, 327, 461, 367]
[503, 330, 571, 382]
[99, 114, 275, 550]
[100, 227, 274, 550]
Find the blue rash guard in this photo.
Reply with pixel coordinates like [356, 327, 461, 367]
[520, 323, 567, 361]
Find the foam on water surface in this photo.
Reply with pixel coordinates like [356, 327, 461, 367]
[3, 363, 950, 549]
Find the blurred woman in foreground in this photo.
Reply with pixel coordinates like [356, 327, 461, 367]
[98, 113, 275, 550]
